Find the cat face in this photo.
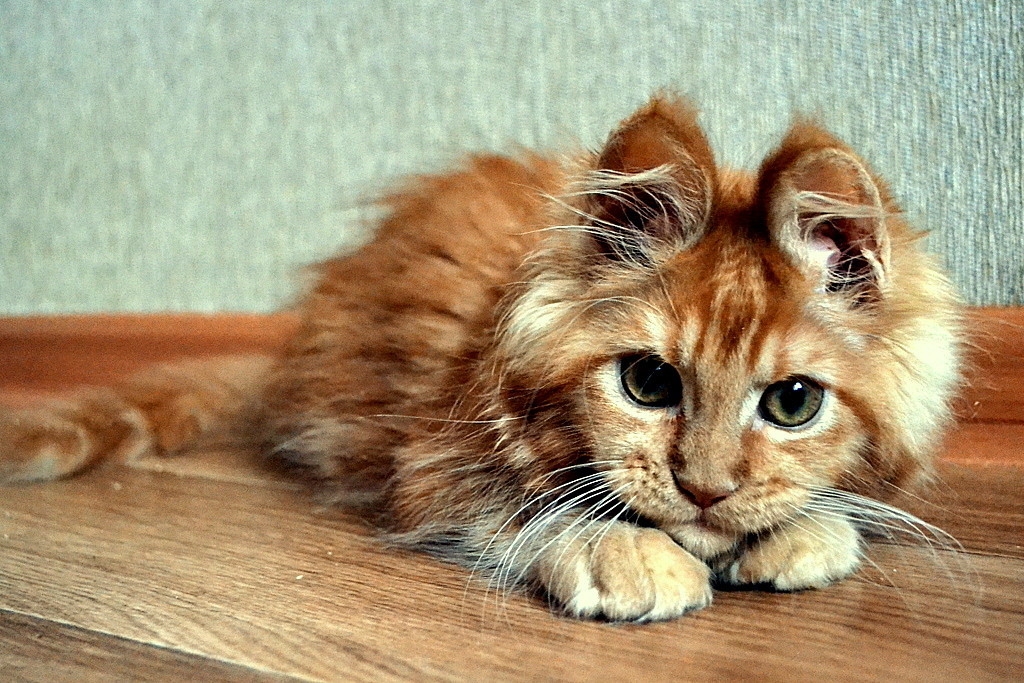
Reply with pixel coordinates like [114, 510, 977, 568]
[573, 236, 870, 557]
[494, 97, 961, 559]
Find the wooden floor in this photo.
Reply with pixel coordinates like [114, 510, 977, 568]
[0, 310, 1021, 681]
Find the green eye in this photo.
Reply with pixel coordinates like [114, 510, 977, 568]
[620, 354, 682, 409]
[758, 377, 825, 428]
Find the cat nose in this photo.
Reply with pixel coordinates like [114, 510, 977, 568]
[672, 473, 736, 509]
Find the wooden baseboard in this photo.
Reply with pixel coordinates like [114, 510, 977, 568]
[1, 308, 1019, 418]
[0, 312, 297, 401]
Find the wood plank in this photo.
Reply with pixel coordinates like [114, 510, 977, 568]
[897, 461, 1024, 561]
[126, 439, 298, 490]
[0, 466, 1020, 682]
[0, 610, 290, 682]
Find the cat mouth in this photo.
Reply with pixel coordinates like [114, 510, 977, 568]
[667, 511, 733, 540]
[689, 506, 772, 538]
[685, 514, 734, 536]
[692, 515, 719, 529]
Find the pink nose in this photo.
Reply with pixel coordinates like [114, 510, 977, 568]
[673, 474, 736, 509]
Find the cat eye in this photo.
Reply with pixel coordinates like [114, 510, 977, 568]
[619, 354, 682, 409]
[758, 377, 825, 428]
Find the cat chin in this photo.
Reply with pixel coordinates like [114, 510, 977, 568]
[662, 520, 742, 559]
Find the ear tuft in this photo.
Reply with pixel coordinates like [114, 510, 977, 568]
[759, 122, 893, 300]
[598, 94, 716, 179]
[580, 94, 717, 263]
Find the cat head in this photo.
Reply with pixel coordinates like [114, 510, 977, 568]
[494, 95, 963, 558]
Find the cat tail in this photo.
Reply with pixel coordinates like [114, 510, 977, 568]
[0, 355, 274, 484]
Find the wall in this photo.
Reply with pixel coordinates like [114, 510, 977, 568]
[2, 0, 1020, 313]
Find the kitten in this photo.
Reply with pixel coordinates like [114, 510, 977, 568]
[0, 95, 963, 622]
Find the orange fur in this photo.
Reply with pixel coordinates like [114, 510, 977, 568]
[0, 95, 964, 621]
[0, 356, 271, 482]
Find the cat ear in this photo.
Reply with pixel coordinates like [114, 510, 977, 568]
[580, 95, 717, 262]
[759, 122, 892, 298]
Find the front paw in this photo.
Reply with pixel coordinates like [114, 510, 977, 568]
[723, 514, 861, 591]
[536, 523, 712, 622]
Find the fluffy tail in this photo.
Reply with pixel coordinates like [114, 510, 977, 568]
[0, 355, 274, 484]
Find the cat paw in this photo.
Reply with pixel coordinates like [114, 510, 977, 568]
[537, 524, 712, 621]
[0, 408, 91, 483]
[723, 514, 861, 591]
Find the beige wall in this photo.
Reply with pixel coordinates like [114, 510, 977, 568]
[2, 0, 1021, 313]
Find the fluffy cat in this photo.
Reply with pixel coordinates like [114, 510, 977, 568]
[0, 95, 963, 621]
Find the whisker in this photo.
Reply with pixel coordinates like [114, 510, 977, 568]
[489, 479, 611, 598]
[804, 487, 979, 599]
[558, 492, 638, 587]
[368, 413, 525, 425]
[783, 503, 898, 592]
[809, 488, 964, 550]
[509, 482, 633, 596]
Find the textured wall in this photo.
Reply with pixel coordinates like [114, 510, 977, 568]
[2, 0, 1021, 313]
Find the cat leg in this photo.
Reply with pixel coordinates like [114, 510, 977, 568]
[721, 512, 861, 590]
[0, 356, 269, 484]
[531, 520, 712, 621]
[389, 473, 711, 620]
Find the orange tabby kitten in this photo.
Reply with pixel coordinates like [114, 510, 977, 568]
[0, 95, 963, 621]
